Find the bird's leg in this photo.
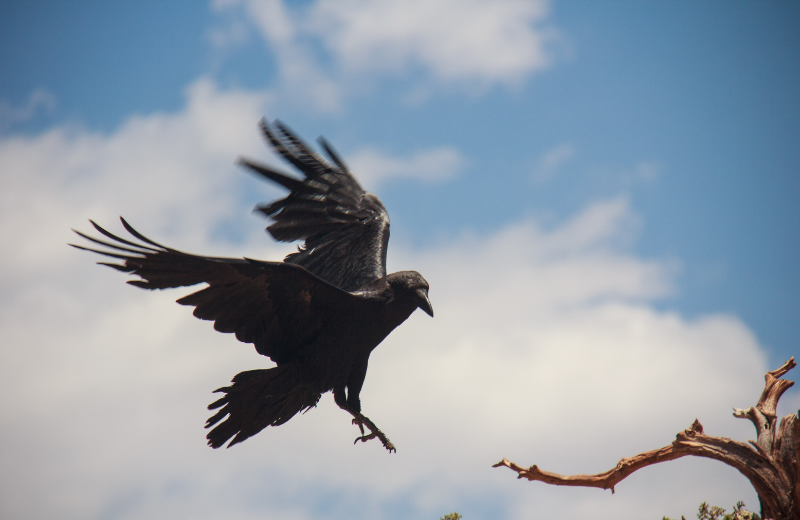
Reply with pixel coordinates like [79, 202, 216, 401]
[347, 409, 396, 453]
[333, 385, 364, 435]
[333, 386, 366, 436]
[333, 386, 395, 452]
[352, 416, 366, 436]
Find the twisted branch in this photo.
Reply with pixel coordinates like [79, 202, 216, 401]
[494, 358, 800, 520]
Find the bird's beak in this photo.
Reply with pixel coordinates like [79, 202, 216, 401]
[414, 287, 434, 317]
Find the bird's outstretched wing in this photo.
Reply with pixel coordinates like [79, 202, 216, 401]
[70, 218, 362, 365]
[239, 118, 390, 292]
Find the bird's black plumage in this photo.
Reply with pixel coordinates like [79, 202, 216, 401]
[72, 118, 433, 451]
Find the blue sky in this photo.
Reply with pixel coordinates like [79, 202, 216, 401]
[1, 2, 798, 519]
[3, 1, 798, 360]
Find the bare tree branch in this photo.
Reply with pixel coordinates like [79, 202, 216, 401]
[494, 357, 800, 520]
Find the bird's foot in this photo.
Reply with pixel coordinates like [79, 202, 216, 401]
[351, 417, 366, 436]
[350, 412, 395, 453]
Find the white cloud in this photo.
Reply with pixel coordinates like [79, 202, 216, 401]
[230, 0, 345, 112]
[307, 0, 554, 85]
[0, 78, 278, 287]
[0, 82, 769, 519]
[347, 146, 465, 190]
[215, 0, 558, 110]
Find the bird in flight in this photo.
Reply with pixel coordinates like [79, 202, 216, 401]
[71, 118, 433, 452]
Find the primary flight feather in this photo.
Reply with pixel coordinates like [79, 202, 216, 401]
[72, 118, 433, 452]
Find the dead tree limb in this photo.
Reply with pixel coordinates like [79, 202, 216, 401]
[493, 358, 800, 520]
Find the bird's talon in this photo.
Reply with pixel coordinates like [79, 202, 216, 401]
[351, 418, 366, 435]
[345, 411, 396, 452]
[354, 432, 377, 444]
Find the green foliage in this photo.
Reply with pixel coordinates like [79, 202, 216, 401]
[697, 502, 727, 520]
[663, 501, 760, 520]
[440, 513, 462, 520]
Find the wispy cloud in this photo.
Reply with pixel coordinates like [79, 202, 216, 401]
[586, 160, 661, 193]
[347, 146, 465, 190]
[207, 19, 250, 49]
[223, 0, 346, 112]
[0, 88, 56, 129]
[306, 0, 555, 85]
[214, 0, 558, 111]
[533, 142, 574, 182]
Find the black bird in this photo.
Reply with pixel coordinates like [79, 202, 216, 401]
[71, 118, 433, 452]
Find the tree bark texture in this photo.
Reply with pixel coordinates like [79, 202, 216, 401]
[493, 358, 800, 520]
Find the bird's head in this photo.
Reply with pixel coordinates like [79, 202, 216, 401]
[388, 271, 433, 317]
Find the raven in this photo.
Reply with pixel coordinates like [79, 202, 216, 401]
[71, 118, 433, 452]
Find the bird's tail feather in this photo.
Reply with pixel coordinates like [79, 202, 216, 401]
[205, 364, 321, 448]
